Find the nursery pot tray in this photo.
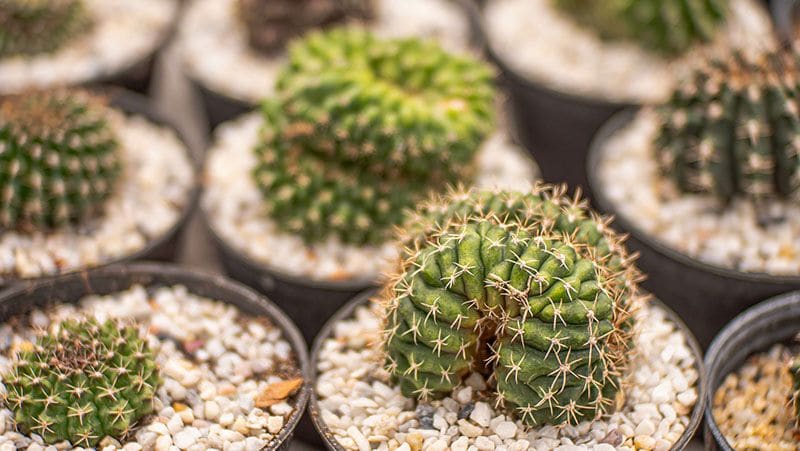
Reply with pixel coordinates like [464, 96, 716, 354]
[0, 262, 311, 450]
[189, 77, 255, 132]
[587, 109, 800, 349]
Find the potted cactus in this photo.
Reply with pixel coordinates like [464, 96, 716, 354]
[0, 262, 310, 449]
[202, 28, 538, 344]
[0, 88, 196, 288]
[177, 0, 477, 128]
[310, 186, 705, 450]
[588, 43, 800, 348]
[0, 0, 179, 95]
[470, 0, 774, 193]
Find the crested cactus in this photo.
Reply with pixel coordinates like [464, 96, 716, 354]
[0, 0, 92, 57]
[552, 0, 729, 56]
[3, 318, 161, 447]
[655, 48, 800, 203]
[253, 28, 496, 245]
[236, 0, 374, 53]
[381, 186, 641, 426]
[0, 90, 121, 232]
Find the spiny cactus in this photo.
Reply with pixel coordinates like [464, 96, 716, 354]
[381, 185, 642, 426]
[236, 0, 374, 53]
[655, 48, 800, 203]
[3, 318, 161, 447]
[0, 0, 92, 57]
[0, 90, 121, 232]
[253, 28, 496, 245]
[552, 0, 729, 56]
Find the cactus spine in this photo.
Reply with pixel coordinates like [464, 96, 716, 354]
[0, 0, 92, 57]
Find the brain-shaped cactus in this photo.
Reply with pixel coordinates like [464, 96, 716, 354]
[3, 318, 161, 447]
[0, 0, 92, 57]
[381, 186, 641, 426]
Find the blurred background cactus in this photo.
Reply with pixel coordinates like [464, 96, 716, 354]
[0, 0, 92, 57]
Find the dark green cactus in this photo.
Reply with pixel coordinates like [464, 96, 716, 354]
[0, 90, 121, 232]
[655, 48, 800, 203]
[252, 28, 496, 245]
[3, 318, 161, 447]
[552, 0, 729, 56]
[0, 0, 92, 57]
[381, 186, 640, 426]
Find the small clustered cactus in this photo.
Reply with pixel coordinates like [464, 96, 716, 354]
[655, 47, 800, 203]
[0, 90, 121, 232]
[3, 318, 161, 447]
[0, 0, 92, 57]
[381, 186, 642, 426]
[253, 28, 496, 245]
[552, 0, 729, 56]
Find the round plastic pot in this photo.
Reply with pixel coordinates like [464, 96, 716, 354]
[190, 77, 255, 132]
[0, 88, 200, 290]
[308, 291, 707, 450]
[703, 291, 800, 450]
[587, 109, 800, 349]
[0, 262, 311, 450]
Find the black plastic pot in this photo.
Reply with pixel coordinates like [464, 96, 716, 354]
[704, 291, 800, 450]
[190, 77, 256, 132]
[0, 262, 311, 450]
[308, 291, 707, 450]
[587, 110, 800, 349]
[0, 88, 200, 290]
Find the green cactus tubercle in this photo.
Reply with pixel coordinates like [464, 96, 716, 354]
[382, 187, 640, 426]
[3, 318, 161, 447]
[0, 0, 92, 57]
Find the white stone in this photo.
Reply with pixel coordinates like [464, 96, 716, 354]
[470, 403, 492, 427]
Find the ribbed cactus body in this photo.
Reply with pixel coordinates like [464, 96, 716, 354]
[253, 28, 496, 245]
[655, 49, 800, 202]
[3, 318, 160, 447]
[0, 0, 91, 57]
[383, 187, 639, 426]
[552, 0, 728, 56]
[0, 90, 121, 231]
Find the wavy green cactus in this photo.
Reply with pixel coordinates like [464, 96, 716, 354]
[0, 0, 92, 57]
[0, 90, 121, 232]
[253, 28, 496, 245]
[552, 0, 729, 56]
[381, 186, 640, 426]
[3, 318, 161, 447]
[655, 48, 800, 203]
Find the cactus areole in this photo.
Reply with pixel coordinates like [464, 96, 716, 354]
[381, 187, 642, 426]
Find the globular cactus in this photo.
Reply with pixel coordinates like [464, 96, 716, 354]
[3, 318, 161, 447]
[0, 90, 121, 232]
[655, 48, 800, 203]
[552, 0, 728, 56]
[253, 28, 496, 245]
[381, 186, 641, 426]
[236, 0, 375, 54]
[0, 0, 92, 57]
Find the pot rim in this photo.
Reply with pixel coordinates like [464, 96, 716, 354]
[587, 108, 800, 285]
[0, 261, 311, 451]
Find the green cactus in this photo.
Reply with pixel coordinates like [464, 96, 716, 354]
[3, 318, 161, 447]
[252, 28, 496, 245]
[381, 186, 640, 426]
[0, 90, 121, 232]
[0, 0, 92, 57]
[655, 48, 800, 203]
[552, 0, 729, 56]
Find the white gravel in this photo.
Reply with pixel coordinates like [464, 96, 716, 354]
[484, 0, 774, 104]
[202, 112, 539, 282]
[315, 300, 700, 450]
[0, 284, 303, 450]
[0, 0, 178, 94]
[0, 110, 195, 281]
[597, 110, 800, 276]
[178, 0, 474, 104]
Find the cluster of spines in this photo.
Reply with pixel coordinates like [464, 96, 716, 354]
[0, 0, 92, 57]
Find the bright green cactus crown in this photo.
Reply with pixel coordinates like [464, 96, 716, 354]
[3, 318, 161, 447]
[0, 0, 92, 57]
[0, 90, 121, 232]
[552, 0, 729, 56]
[655, 47, 800, 203]
[380, 185, 642, 426]
[252, 28, 496, 246]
